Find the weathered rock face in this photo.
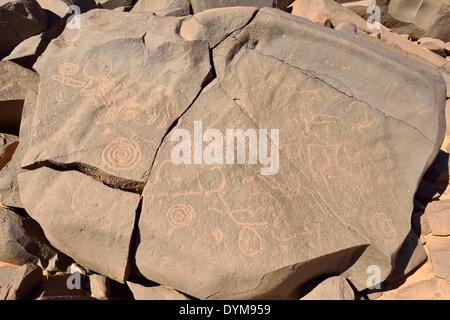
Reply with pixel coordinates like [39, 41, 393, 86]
[0, 61, 38, 135]
[0, 0, 48, 57]
[21, 9, 212, 185]
[301, 276, 354, 300]
[18, 167, 140, 282]
[190, 0, 274, 13]
[387, 0, 450, 42]
[134, 8, 446, 299]
[0, 207, 66, 268]
[0, 263, 42, 300]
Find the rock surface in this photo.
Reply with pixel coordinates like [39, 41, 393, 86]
[425, 200, 450, 236]
[131, 0, 189, 15]
[18, 167, 140, 282]
[191, 0, 274, 13]
[134, 8, 445, 299]
[0, 263, 42, 300]
[301, 276, 354, 300]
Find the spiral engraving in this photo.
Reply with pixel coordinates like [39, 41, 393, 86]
[101, 138, 142, 171]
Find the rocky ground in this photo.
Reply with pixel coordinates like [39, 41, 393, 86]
[0, 0, 449, 300]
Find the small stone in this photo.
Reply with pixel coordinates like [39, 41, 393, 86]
[88, 274, 110, 300]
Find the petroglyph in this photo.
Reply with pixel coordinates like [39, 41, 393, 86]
[101, 138, 142, 172]
[166, 204, 196, 229]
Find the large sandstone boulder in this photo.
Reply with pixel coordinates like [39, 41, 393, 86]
[387, 0, 450, 42]
[36, 0, 97, 18]
[14, 6, 447, 300]
[0, 0, 48, 57]
[301, 276, 355, 300]
[134, 8, 446, 299]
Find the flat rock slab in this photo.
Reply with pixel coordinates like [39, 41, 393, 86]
[18, 167, 140, 282]
[21, 9, 211, 184]
[135, 8, 445, 299]
[425, 200, 450, 236]
[301, 276, 354, 300]
[127, 282, 190, 300]
[425, 234, 450, 281]
[0, 263, 42, 300]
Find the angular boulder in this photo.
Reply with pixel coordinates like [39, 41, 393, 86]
[0, 263, 42, 300]
[0, 134, 18, 170]
[0, 0, 48, 57]
[0, 61, 39, 135]
[301, 276, 355, 300]
[131, 0, 189, 15]
[387, 0, 450, 42]
[190, 0, 274, 13]
[127, 282, 190, 300]
[0, 207, 66, 268]
[134, 8, 446, 299]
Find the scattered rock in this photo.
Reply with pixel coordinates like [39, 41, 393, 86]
[0, 207, 70, 269]
[335, 22, 358, 35]
[381, 278, 450, 300]
[35, 272, 93, 300]
[190, 0, 274, 14]
[88, 273, 110, 300]
[387, 0, 450, 42]
[36, 0, 97, 18]
[301, 276, 355, 300]
[289, 0, 376, 33]
[127, 282, 190, 300]
[0, 91, 36, 209]
[0, 134, 18, 170]
[96, 0, 132, 10]
[425, 201, 450, 236]
[131, 0, 189, 15]
[425, 234, 450, 281]
[0, 0, 48, 57]
[0, 61, 38, 135]
[0, 263, 43, 300]
[418, 37, 446, 56]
